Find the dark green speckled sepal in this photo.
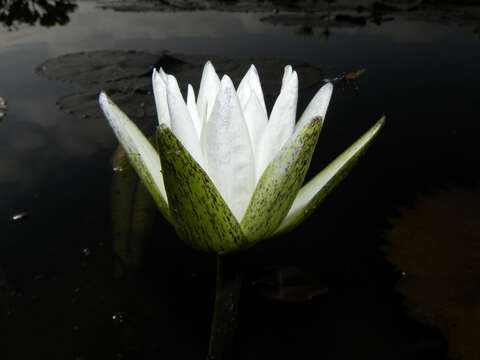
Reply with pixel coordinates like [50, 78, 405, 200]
[156, 124, 248, 254]
[241, 116, 323, 244]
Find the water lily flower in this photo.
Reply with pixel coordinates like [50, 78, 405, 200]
[99, 61, 385, 254]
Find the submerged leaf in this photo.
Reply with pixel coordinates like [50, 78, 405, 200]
[156, 125, 247, 253]
[275, 116, 386, 235]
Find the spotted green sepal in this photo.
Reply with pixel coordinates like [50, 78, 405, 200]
[274, 116, 386, 235]
[156, 124, 248, 254]
[241, 116, 323, 244]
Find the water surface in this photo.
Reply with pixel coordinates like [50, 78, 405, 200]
[1, 1, 479, 359]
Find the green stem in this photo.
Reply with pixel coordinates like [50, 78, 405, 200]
[215, 255, 223, 295]
[207, 255, 241, 360]
[208, 255, 223, 358]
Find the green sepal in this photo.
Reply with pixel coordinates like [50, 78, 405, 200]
[274, 115, 386, 235]
[113, 134, 173, 226]
[99, 92, 171, 224]
[241, 116, 323, 244]
[156, 125, 248, 254]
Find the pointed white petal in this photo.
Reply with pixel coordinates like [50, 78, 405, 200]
[281, 65, 293, 91]
[247, 65, 267, 116]
[237, 68, 251, 109]
[243, 91, 268, 158]
[295, 82, 333, 132]
[196, 61, 220, 124]
[201, 75, 256, 221]
[99, 92, 168, 205]
[152, 69, 171, 128]
[256, 70, 298, 180]
[237, 65, 267, 116]
[166, 75, 204, 168]
[159, 67, 168, 82]
[187, 84, 202, 139]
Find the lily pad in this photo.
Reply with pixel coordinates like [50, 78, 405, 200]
[260, 0, 480, 29]
[35, 50, 325, 121]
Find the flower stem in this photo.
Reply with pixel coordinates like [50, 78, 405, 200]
[207, 255, 241, 360]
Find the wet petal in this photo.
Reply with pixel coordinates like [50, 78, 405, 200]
[157, 124, 247, 253]
[196, 61, 220, 123]
[152, 69, 171, 128]
[201, 75, 255, 221]
[99, 92, 171, 222]
[256, 71, 298, 180]
[166, 75, 204, 168]
[275, 116, 386, 235]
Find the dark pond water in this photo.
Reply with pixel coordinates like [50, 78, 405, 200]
[1, 1, 480, 359]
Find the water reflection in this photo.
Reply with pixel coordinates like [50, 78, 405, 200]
[1, 0, 479, 358]
[0, 0, 77, 29]
[0, 263, 11, 320]
[111, 142, 156, 278]
[386, 187, 480, 360]
[95, 0, 480, 38]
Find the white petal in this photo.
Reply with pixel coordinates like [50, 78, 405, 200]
[152, 69, 171, 128]
[296, 82, 333, 131]
[196, 61, 220, 124]
[166, 75, 205, 168]
[256, 70, 298, 180]
[201, 75, 255, 221]
[99, 92, 168, 203]
[236, 73, 251, 110]
[243, 91, 268, 158]
[281, 65, 293, 91]
[187, 84, 202, 139]
[237, 65, 267, 116]
[159, 67, 168, 82]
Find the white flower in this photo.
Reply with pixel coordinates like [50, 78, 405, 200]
[151, 62, 331, 221]
[99, 61, 385, 253]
